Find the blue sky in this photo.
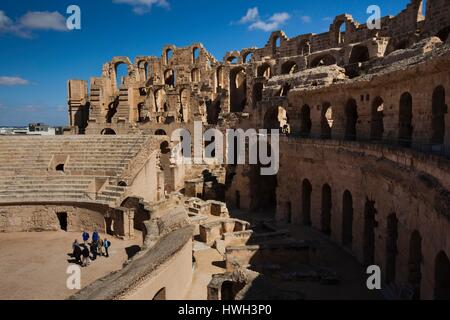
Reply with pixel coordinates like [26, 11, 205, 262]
[0, 0, 412, 126]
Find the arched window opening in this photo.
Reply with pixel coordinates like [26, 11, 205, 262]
[399, 92, 413, 147]
[115, 63, 128, 89]
[193, 47, 200, 63]
[370, 97, 384, 140]
[118, 181, 127, 187]
[349, 45, 370, 64]
[310, 55, 336, 68]
[243, 52, 253, 64]
[281, 61, 298, 75]
[230, 68, 247, 112]
[257, 64, 271, 79]
[338, 21, 347, 44]
[155, 129, 167, 136]
[321, 184, 332, 236]
[166, 49, 173, 65]
[227, 56, 238, 64]
[56, 164, 65, 172]
[342, 190, 353, 247]
[434, 251, 450, 300]
[363, 199, 377, 266]
[386, 214, 399, 284]
[164, 69, 175, 87]
[302, 179, 312, 226]
[431, 86, 446, 145]
[263, 106, 288, 132]
[409, 231, 422, 300]
[345, 99, 358, 141]
[300, 104, 312, 137]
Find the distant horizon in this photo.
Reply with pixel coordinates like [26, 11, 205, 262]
[0, 0, 412, 127]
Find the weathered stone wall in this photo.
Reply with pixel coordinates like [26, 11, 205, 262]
[276, 138, 450, 299]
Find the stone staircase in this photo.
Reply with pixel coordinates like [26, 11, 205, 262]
[0, 135, 148, 206]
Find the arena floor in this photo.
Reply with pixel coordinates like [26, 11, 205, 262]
[0, 231, 142, 300]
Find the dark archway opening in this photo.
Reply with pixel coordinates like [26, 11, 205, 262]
[230, 68, 247, 112]
[349, 45, 370, 64]
[300, 104, 312, 137]
[345, 99, 358, 141]
[434, 251, 450, 300]
[342, 190, 353, 247]
[235, 191, 241, 210]
[371, 97, 384, 140]
[386, 213, 399, 284]
[252, 83, 264, 109]
[302, 179, 312, 226]
[431, 86, 447, 145]
[436, 26, 450, 42]
[286, 202, 292, 224]
[106, 100, 119, 124]
[257, 64, 271, 79]
[399, 92, 413, 147]
[164, 69, 175, 87]
[56, 164, 65, 172]
[153, 288, 166, 300]
[155, 129, 167, 136]
[408, 231, 422, 300]
[281, 61, 298, 75]
[101, 128, 116, 135]
[56, 212, 68, 231]
[363, 199, 377, 266]
[221, 281, 246, 300]
[321, 184, 332, 236]
[310, 55, 336, 68]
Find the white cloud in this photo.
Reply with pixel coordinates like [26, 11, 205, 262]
[113, 0, 170, 15]
[300, 15, 312, 24]
[0, 76, 29, 86]
[0, 10, 68, 38]
[241, 8, 291, 32]
[239, 7, 259, 24]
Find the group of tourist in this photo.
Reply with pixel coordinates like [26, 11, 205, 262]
[71, 230, 112, 267]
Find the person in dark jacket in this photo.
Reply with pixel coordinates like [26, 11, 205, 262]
[82, 231, 90, 245]
[90, 242, 98, 260]
[103, 239, 111, 258]
[92, 230, 99, 255]
[81, 245, 90, 267]
[72, 240, 82, 265]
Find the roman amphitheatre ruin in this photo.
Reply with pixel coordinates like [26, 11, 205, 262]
[0, 0, 450, 300]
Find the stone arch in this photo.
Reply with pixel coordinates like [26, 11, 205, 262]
[399, 92, 413, 147]
[345, 98, 358, 141]
[137, 102, 146, 122]
[385, 213, 399, 284]
[302, 179, 312, 226]
[257, 63, 272, 79]
[263, 106, 288, 131]
[408, 230, 423, 300]
[370, 97, 384, 140]
[230, 67, 247, 112]
[363, 199, 377, 266]
[193, 47, 200, 63]
[310, 54, 337, 68]
[300, 104, 312, 137]
[299, 39, 311, 55]
[342, 190, 353, 247]
[164, 69, 175, 87]
[101, 128, 116, 135]
[349, 45, 370, 64]
[227, 56, 238, 64]
[331, 16, 353, 45]
[434, 251, 450, 300]
[114, 62, 129, 90]
[281, 61, 298, 75]
[321, 184, 332, 235]
[165, 47, 174, 65]
[242, 51, 254, 64]
[431, 85, 446, 145]
[321, 103, 333, 139]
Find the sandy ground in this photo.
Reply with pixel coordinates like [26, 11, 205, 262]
[0, 231, 142, 300]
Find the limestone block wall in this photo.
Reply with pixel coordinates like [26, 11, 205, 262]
[0, 203, 108, 233]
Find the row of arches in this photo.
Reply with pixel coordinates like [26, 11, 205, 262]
[292, 178, 450, 299]
[294, 85, 447, 146]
